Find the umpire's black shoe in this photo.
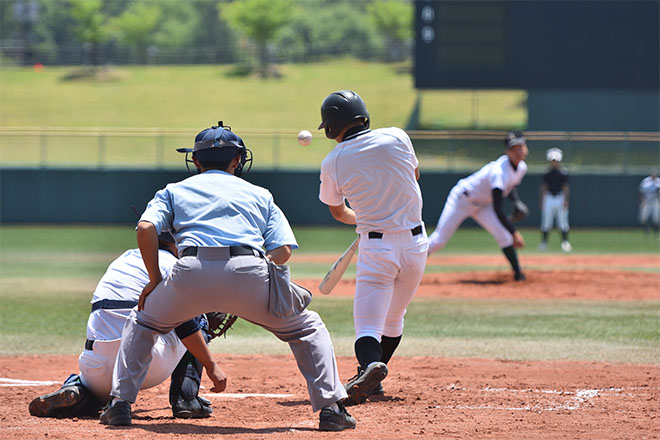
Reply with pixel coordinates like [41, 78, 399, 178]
[343, 362, 388, 406]
[172, 396, 213, 419]
[100, 400, 131, 426]
[29, 385, 84, 417]
[318, 402, 356, 431]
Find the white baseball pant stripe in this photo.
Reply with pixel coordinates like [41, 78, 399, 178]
[79, 332, 186, 404]
[354, 228, 428, 341]
[111, 253, 346, 412]
[428, 186, 513, 253]
[541, 192, 569, 232]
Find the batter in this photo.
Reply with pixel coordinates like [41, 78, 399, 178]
[318, 90, 428, 405]
[539, 147, 572, 252]
[428, 131, 529, 281]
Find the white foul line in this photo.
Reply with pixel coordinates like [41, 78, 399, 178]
[200, 393, 294, 399]
[0, 378, 60, 387]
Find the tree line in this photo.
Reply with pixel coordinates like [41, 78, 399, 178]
[1, 0, 413, 76]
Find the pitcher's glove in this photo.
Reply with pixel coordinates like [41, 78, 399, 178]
[205, 312, 238, 340]
[509, 200, 529, 223]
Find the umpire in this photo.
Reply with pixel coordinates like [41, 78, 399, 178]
[100, 122, 354, 431]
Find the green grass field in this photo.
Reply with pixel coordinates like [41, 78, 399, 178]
[1, 225, 658, 363]
[0, 61, 525, 131]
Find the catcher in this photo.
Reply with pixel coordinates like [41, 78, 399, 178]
[28, 232, 237, 419]
[428, 131, 529, 281]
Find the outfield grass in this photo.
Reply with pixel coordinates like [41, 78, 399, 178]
[0, 61, 525, 131]
[1, 225, 658, 362]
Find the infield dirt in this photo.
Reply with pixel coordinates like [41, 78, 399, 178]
[2, 254, 658, 439]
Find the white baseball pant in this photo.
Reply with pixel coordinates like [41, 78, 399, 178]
[639, 198, 660, 225]
[79, 332, 186, 404]
[354, 228, 428, 341]
[541, 192, 569, 232]
[428, 186, 513, 253]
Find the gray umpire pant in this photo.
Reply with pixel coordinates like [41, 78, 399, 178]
[111, 248, 347, 412]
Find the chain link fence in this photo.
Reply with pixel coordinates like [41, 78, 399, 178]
[1, 127, 658, 174]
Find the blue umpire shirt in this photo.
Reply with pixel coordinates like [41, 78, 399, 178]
[140, 170, 298, 253]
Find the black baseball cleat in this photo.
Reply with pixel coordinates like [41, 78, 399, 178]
[100, 400, 132, 426]
[172, 396, 213, 419]
[29, 385, 84, 417]
[370, 382, 384, 396]
[318, 402, 356, 431]
[514, 272, 526, 281]
[343, 362, 388, 406]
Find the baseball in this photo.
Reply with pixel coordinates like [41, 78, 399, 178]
[297, 130, 312, 146]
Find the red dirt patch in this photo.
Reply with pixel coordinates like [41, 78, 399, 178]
[2, 254, 658, 439]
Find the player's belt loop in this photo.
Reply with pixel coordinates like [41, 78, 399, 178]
[368, 226, 422, 239]
[368, 232, 383, 239]
[85, 339, 94, 351]
[411, 225, 423, 236]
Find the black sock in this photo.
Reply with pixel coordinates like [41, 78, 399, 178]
[354, 336, 382, 369]
[380, 335, 402, 365]
[542, 231, 548, 243]
[561, 230, 569, 241]
[502, 245, 522, 274]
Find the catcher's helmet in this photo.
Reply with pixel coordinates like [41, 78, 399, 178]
[504, 131, 526, 148]
[177, 121, 253, 176]
[318, 90, 370, 139]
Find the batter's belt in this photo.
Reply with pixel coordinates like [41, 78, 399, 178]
[368, 225, 423, 239]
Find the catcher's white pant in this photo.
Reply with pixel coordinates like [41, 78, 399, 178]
[639, 198, 660, 225]
[111, 251, 346, 412]
[354, 228, 428, 341]
[79, 331, 186, 404]
[541, 192, 570, 232]
[428, 186, 513, 253]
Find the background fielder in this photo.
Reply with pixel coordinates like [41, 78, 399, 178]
[428, 131, 529, 281]
[538, 147, 572, 252]
[638, 169, 660, 235]
[318, 90, 428, 405]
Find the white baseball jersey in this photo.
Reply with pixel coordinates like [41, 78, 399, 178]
[456, 155, 527, 206]
[79, 248, 186, 403]
[319, 127, 424, 234]
[319, 127, 428, 341]
[428, 155, 528, 252]
[639, 176, 660, 225]
[639, 176, 660, 201]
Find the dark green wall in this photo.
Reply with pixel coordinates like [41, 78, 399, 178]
[0, 168, 645, 227]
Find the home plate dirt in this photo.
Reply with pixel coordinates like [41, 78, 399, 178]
[1, 254, 658, 439]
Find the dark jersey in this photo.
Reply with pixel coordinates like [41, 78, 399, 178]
[543, 168, 568, 195]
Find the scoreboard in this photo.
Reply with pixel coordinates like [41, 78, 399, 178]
[414, 0, 660, 90]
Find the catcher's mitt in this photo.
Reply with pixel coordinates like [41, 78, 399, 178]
[205, 312, 238, 340]
[508, 200, 529, 223]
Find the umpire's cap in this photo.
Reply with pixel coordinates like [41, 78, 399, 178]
[177, 122, 246, 163]
[504, 131, 526, 148]
[318, 90, 370, 139]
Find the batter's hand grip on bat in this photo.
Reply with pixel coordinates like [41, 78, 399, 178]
[319, 236, 360, 295]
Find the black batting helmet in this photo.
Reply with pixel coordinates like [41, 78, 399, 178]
[318, 90, 370, 140]
[177, 121, 253, 176]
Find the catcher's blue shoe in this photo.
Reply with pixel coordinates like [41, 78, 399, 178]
[29, 386, 84, 417]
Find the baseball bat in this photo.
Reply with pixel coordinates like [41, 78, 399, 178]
[318, 236, 360, 295]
